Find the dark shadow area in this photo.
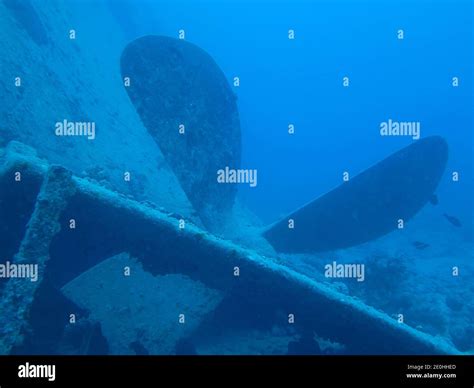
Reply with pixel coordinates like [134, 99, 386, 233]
[2, 0, 49, 45]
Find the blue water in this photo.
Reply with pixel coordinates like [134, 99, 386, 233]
[118, 0, 473, 223]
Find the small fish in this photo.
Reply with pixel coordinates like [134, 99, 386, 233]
[443, 213, 462, 227]
[412, 241, 430, 250]
[429, 194, 438, 206]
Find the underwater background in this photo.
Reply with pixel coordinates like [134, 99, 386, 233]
[0, 0, 472, 355]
